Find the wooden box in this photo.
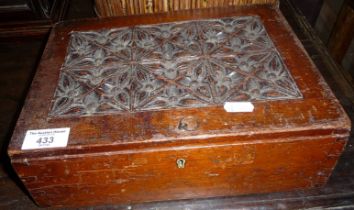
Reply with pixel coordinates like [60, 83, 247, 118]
[8, 4, 351, 208]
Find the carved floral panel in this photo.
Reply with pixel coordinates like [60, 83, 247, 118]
[49, 16, 302, 117]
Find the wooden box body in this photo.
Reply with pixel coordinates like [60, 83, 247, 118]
[8, 5, 351, 208]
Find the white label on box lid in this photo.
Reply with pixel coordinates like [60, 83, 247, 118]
[224, 102, 254, 112]
[21, 128, 70, 150]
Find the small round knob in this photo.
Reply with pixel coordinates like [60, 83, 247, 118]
[176, 158, 186, 169]
[178, 116, 199, 131]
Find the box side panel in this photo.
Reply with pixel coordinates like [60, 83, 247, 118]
[11, 136, 347, 207]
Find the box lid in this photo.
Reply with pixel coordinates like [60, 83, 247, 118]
[8, 5, 350, 158]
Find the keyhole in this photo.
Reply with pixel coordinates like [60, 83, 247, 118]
[176, 158, 186, 169]
[178, 116, 199, 131]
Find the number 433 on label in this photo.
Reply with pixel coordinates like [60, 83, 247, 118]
[21, 128, 70, 150]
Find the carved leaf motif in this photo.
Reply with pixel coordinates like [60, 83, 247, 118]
[49, 16, 302, 117]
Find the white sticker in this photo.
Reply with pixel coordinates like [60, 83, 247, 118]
[224, 102, 254, 112]
[21, 128, 70, 150]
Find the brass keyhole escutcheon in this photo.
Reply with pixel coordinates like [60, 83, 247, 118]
[176, 158, 186, 169]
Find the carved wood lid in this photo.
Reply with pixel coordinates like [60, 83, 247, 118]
[49, 16, 302, 117]
[8, 6, 350, 156]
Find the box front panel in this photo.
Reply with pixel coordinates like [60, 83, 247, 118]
[12, 136, 346, 207]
